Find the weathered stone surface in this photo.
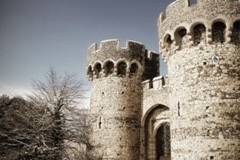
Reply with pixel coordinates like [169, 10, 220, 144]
[159, 1, 240, 159]
[87, 40, 160, 160]
[87, 1, 240, 160]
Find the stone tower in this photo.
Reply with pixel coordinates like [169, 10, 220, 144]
[86, 39, 159, 159]
[158, 0, 240, 159]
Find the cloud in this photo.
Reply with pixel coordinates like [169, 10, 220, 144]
[73, 89, 91, 109]
[0, 84, 32, 98]
[0, 83, 91, 109]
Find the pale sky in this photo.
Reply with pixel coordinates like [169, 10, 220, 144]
[0, 0, 174, 97]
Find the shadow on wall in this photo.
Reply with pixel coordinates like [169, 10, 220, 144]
[87, 59, 141, 80]
[162, 19, 240, 51]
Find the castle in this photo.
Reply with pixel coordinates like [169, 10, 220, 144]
[86, 0, 240, 160]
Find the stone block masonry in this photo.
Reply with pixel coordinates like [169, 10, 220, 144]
[87, 0, 240, 159]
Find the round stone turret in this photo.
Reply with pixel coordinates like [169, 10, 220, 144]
[87, 39, 160, 81]
[158, 0, 240, 160]
[87, 39, 160, 160]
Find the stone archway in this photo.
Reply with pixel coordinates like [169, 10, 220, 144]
[141, 104, 171, 160]
[154, 122, 171, 160]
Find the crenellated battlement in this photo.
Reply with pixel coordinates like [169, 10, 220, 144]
[88, 39, 146, 65]
[88, 39, 145, 56]
[158, 0, 240, 61]
[87, 39, 160, 81]
[159, 0, 240, 24]
[87, 39, 160, 65]
[160, 0, 188, 23]
[87, 2, 240, 160]
[142, 76, 168, 91]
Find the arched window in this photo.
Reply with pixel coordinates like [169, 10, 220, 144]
[103, 61, 114, 76]
[117, 61, 127, 76]
[163, 34, 173, 50]
[87, 65, 93, 79]
[174, 27, 187, 48]
[192, 23, 206, 45]
[130, 63, 139, 75]
[212, 21, 226, 43]
[231, 20, 240, 43]
[94, 63, 102, 78]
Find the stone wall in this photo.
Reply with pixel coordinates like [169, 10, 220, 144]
[86, 1, 240, 159]
[159, 0, 240, 160]
[89, 77, 143, 159]
[87, 40, 160, 160]
[159, 0, 240, 58]
[158, 1, 240, 159]
[141, 76, 170, 160]
[167, 43, 240, 160]
[87, 39, 160, 81]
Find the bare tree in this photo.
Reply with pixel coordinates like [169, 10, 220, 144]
[0, 69, 95, 160]
[0, 95, 54, 160]
[30, 68, 84, 111]
[29, 68, 91, 160]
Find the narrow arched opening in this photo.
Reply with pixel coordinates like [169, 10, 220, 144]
[117, 61, 127, 76]
[212, 21, 226, 43]
[192, 23, 206, 45]
[94, 63, 102, 78]
[163, 34, 173, 51]
[142, 104, 170, 160]
[174, 27, 187, 48]
[87, 65, 93, 79]
[156, 122, 171, 160]
[231, 20, 240, 44]
[130, 63, 139, 75]
[103, 61, 114, 76]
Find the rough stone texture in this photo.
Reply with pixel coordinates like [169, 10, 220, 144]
[87, 40, 160, 160]
[167, 43, 240, 160]
[87, 0, 240, 160]
[159, 0, 240, 160]
[87, 39, 159, 81]
[141, 77, 170, 160]
[89, 77, 142, 159]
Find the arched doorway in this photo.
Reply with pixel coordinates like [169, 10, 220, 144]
[155, 123, 171, 160]
[142, 104, 171, 160]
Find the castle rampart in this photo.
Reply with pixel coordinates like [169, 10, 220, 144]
[142, 76, 168, 90]
[87, 39, 160, 81]
[159, 0, 240, 60]
[158, 1, 240, 159]
[88, 39, 145, 65]
[141, 76, 170, 160]
[87, 39, 161, 160]
[87, 1, 240, 160]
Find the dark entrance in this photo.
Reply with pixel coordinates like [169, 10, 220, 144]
[156, 123, 171, 160]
